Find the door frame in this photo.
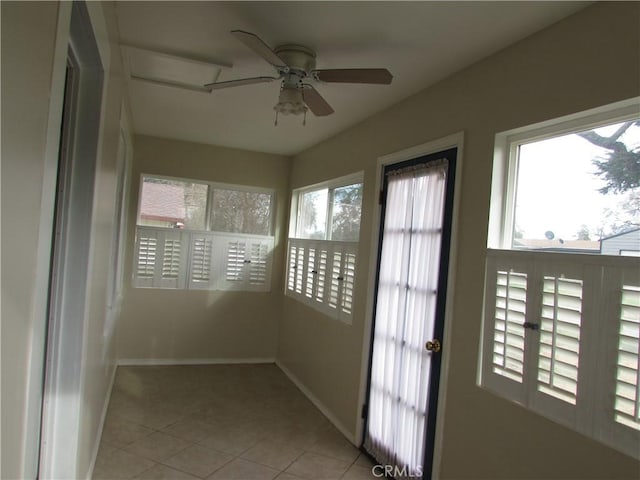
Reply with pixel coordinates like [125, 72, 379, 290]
[356, 132, 464, 480]
[38, 2, 107, 478]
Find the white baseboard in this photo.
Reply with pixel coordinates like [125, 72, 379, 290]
[86, 362, 117, 480]
[117, 357, 276, 366]
[276, 360, 357, 446]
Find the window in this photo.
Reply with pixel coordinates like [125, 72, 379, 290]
[294, 179, 363, 241]
[481, 99, 640, 460]
[133, 175, 274, 291]
[286, 173, 363, 323]
[490, 101, 639, 256]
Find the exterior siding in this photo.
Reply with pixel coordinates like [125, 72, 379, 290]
[601, 229, 640, 256]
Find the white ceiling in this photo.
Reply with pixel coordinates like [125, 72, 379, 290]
[115, 1, 590, 156]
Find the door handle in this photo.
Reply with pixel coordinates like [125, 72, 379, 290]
[425, 339, 441, 353]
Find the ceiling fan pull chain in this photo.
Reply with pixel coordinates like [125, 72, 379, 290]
[303, 110, 307, 126]
[274, 110, 279, 126]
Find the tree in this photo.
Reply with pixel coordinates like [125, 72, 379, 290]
[578, 121, 640, 194]
[210, 189, 271, 235]
[576, 224, 591, 241]
[331, 184, 363, 241]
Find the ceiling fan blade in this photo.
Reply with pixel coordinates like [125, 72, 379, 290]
[231, 30, 286, 68]
[205, 76, 278, 89]
[302, 86, 334, 116]
[313, 68, 393, 85]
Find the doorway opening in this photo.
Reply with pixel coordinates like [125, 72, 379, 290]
[363, 142, 460, 480]
[38, 2, 104, 477]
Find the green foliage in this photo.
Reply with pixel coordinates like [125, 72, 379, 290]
[579, 121, 640, 194]
[210, 189, 272, 235]
[331, 184, 363, 241]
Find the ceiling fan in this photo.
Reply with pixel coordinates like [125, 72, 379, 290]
[205, 30, 393, 122]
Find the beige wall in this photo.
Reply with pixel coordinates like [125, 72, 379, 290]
[116, 136, 291, 362]
[1, 1, 127, 478]
[1, 3, 61, 477]
[279, 2, 640, 479]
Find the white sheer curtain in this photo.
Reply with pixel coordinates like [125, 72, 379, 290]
[365, 161, 447, 478]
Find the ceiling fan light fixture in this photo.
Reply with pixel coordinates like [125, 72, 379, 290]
[274, 86, 307, 116]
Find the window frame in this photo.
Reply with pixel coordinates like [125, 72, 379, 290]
[482, 98, 640, 460]
[286, 172, 364, 323]
[488, 98, 640, 251]
[137, 173, 276, 236]
[289, 171, 364, 241]
[133, 173, 275, 291]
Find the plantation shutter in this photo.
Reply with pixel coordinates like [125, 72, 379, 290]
[158, 230, 186, 288]
[285, 240, 356, 322]
[188, 233, 215, 289]
[134, 229, 159, 288]
[225, 239, 247, 286]
[327, 243, 357, 323]
[287, 242, 299, 294]
[133, 227, 186, 288]
[246, 237, 273, 291]
[599, 263, 640, 459]
[536, 275, 583, 405]
[217, 235, 273, 291]
[481, 254, 532, 403]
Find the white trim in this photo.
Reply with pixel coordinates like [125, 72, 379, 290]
[85, 1, 110, 73]
[86, 364, 117, 480]
[39, 3, 108, 477]
[23, 4, 73, 478]
[357, 132, 465, 480]
[276, 361, 357, 445]
[117, 357, 276, 366]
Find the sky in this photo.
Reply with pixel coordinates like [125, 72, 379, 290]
[514, 120, 639, 241]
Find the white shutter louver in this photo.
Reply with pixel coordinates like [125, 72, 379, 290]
[328, 250, 343, 310]
[305, 246, 316, 298]
[492, 270, 527, 383]
[295, 245, 305, 295]
[340, 250, 356, 317]
[248, 241, 270, 289]
[162, 238, 181, 279]
[226, 240, 246, 282]
[156, 231, 185, 288]
[537, 276, 582, 405]
[315, 248, 328, 303]
[188, 234, 214, 289]
[615, 284, 640, 430]
[136, 235, 157, 281]
[287, 243, 298, 293]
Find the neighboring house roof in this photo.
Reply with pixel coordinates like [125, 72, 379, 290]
[514, 238, 600, 251]
[600, 227, 640, 241]
[140, 182, 185, 223]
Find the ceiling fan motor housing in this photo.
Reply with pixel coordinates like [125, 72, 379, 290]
[274, 44, 316, 78]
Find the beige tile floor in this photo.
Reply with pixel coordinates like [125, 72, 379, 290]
[93, 364, 377, 480]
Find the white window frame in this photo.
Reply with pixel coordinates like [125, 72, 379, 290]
[481, 98, 640, 460]
[133, 174, 275, 292]
[289, 172, 364, 240]
[137, 174, 275, 235]
[488, 97, 640, 250]
[286, 172, 363, 323]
